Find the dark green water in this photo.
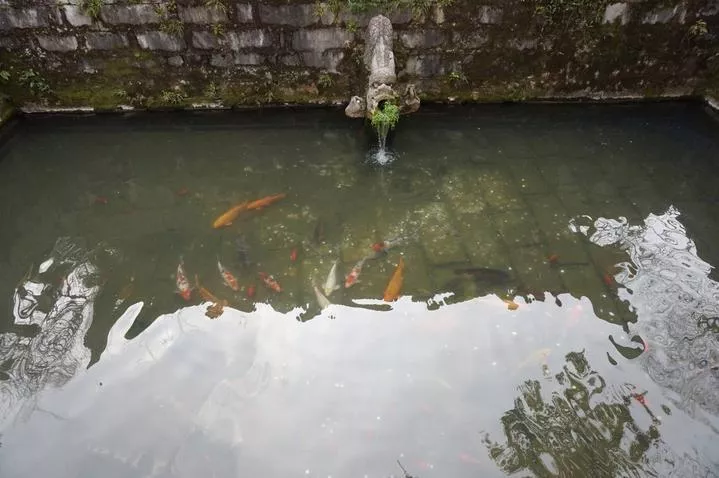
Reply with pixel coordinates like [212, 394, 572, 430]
[0, 103, 717, 477]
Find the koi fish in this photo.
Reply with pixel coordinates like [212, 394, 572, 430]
[246, 193, 286, 211]
[344, 257, 366, 288]
[195, 274, 221, 303]
[94, 195, 108, 205]
[323, 259, 341, 296]
[313, 283, 331, 309]
[176, 260, 192, 301]
[383, 256, 405, 302]
[503, 298, 519, 310]
[213, 201, 249, 229]
[371, 235, 408, 254]
[217, 259, 240, 291]
[603, 273, 614, 286]
[259, 272, 282, 292]
[205, 302, 225, 319]
[246, 284, 256, 298]
[548, 254, 559, 265]
[290, 247, 298, 262]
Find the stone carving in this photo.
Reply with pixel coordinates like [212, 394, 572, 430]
[345, 15, 420, 119]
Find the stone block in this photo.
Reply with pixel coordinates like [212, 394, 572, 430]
[179, 6, 227, 24]
[192, 30, 220, 49]
[235, 52, 263, 65]
[400, 30, 445, 49]
[0, 8, 46, 30]
[477, 5, 502, 24]
[63, 5, 93, 26]
[292, 28, 352, 50]
[301, 50, 344, 72]
[137, 31, 185, 51]
[643, 4, 686, 24]
[259, 3, 317, 27]
[227, 29, 271, 49]
[403, 54, 444, 78]
[211, 52, 232, 67]
[603, 3, 629, 25]
[100, 5, 159, 25]
[37, 35, 78, 52]
[236, 3, 253, 22]
[168, 55, 183, 67]
[86, 32, 128, 50]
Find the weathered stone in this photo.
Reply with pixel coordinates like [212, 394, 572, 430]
[0, 8, 46, 30]
[227, 29, 271, 50]
[603, 3, 629, 25]
[100, 5, 159, 25]
[701, 0, 719, 16]
[192, 30, 220, 49]
[643, 4, 686, 24]
[168, 55, 184, 67]
[0, 36, 15, 49]
[236, 3, 253, 23]
[403, 54, 444, 78]
[509, 38, 537, 50]
[210, 52, 233, 67]
[292, 28, 353, 50]
[302, 50, 344, 72]
[400, 30, 445, 49]
[259, 4, 316, 27]
[279, 54, 301, 66]
[179, 6, 227, 24]
[433, 5, 445, 24]
[477, 5, 502, 24]
[37, 35, 78, 52]
[388, 9, 413, 24]
[85, 32, 128, 50]
[235, 52, 263, 65]
[136, 31, 185, 51]
[453, 30, 488, 48]
[63, 5, 92, 26]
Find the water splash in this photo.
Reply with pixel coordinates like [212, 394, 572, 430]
[366, 122, 397, 166]
[575, 206, 719, 419]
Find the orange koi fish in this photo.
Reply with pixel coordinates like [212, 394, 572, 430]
[259, 272, 282, 293]
[217, 259, 240, 291]
[212, 201, 249, 229]
[344, 257, 366, 288]
[246, 193, 286, 211]
[195, 274, 221, 303]
[503, 298, 519, 310]
[176, 259, 192, 301]
[290, 247, 298, 262]
[383, 256, 405, 302]
[246, 284, 256, 298]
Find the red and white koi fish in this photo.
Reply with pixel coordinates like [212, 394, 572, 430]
[176, 259, 192, 301]
[259, 272, 282, 293]
[217, 259, 240, 291]
[344, 258, 366, 288]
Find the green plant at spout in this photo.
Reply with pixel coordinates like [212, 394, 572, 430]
[370, 102, 400, 131]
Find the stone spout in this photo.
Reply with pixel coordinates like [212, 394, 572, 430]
[345, 14, 420, 119]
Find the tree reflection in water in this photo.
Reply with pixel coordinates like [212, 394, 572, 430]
[482, 350, 714, 477]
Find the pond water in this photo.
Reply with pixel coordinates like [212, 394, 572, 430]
[0, 103, 718, 477]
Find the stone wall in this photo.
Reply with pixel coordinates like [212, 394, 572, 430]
[0, 0, 717, 112]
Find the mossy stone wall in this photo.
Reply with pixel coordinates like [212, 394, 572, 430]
[0, 0, 717, 112]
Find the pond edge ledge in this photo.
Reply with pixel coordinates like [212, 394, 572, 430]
[3, 96, 719, 118]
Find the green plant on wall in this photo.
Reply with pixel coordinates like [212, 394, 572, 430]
[205, 0, 228, 13]
[81, 0, 103, 19]
[370, 101, 400, 130]
[689, 19, 708, 38]
[318, 72, 334, 89]
[18, 69, 51, 96]
[160, 88, 188, 105]
[155, 1, 184, 35]
[346, 0, 453, 15]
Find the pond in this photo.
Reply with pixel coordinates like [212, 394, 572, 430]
[0, 102, 717, 477]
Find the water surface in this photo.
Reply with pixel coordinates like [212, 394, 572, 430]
[0, 103, 718, 477]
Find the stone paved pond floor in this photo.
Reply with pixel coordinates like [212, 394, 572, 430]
[0, 103, 717, 477]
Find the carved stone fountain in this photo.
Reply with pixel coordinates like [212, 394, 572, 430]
[345, 15, 420, 120]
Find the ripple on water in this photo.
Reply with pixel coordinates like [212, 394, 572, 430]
[579, 205, 719, 418]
